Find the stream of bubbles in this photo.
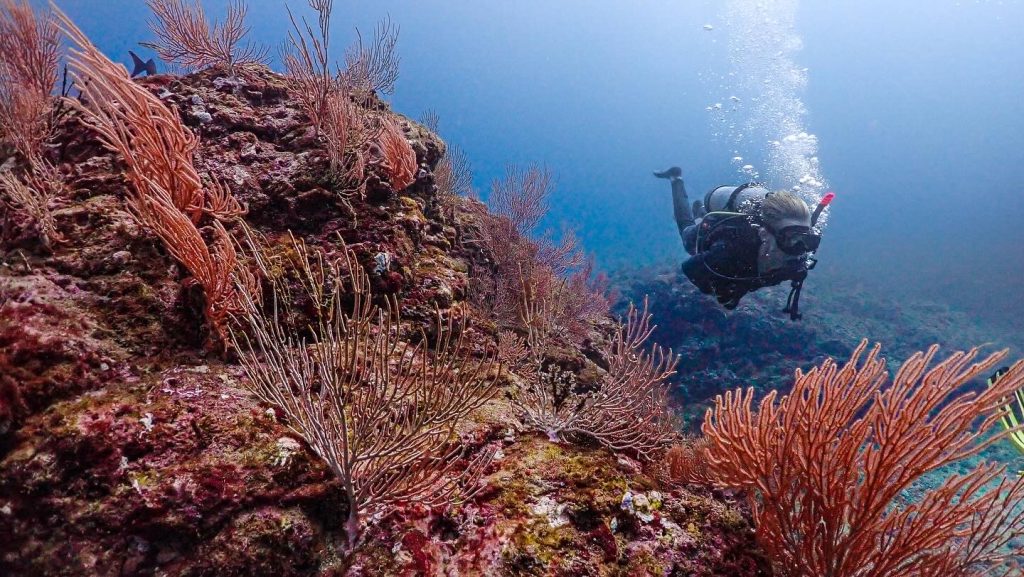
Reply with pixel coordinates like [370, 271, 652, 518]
[708, 0, 830, 229]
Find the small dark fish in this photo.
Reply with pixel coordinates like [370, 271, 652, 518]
[129, 50, 157, 78]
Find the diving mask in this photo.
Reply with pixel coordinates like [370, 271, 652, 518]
[774, 226, 821, 255]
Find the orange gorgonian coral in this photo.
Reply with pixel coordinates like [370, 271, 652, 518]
[0, 0, 57, 96]
[703, 340, 1024, 577]
[58, 8, 251, 345]
[0, 0, 63, 248]
[376, 116, 416, 192]
[0, 0, 59, 163]
[131, 193, 254, 344]
[61, 12, 204, 220]
[659, 437, 713, 487]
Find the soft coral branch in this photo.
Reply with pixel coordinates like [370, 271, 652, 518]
[60, 7, 204, 219]
[703, 340, 1024, 577]
[0, 0, 63, 248]
[57, 7, 250, 346]
[374, 115, 416, 192]
[142, 0, 266, 73]
[230, 235, 499, 551]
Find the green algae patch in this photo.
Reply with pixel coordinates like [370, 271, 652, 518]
[420, 433, 774, 575]
[510, 521, 576, 566]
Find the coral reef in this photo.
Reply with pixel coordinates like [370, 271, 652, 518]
[704, 341, 1024, 576]
[614, 263, 1024, 429]
[353, 435, 768, 576]
[0, 63, 769, 576]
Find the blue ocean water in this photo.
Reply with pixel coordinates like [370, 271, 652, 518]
[18, 2, 1024, 564]
[49, 0, 1024, 332]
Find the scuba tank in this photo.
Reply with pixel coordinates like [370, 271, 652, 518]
[703, 183, 772, 213]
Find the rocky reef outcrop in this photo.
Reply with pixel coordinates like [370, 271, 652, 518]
[0, 65, 770, 576]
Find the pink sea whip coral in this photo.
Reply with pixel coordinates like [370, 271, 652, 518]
[142, 0, 266, 73]
[514, 298, 679, 458]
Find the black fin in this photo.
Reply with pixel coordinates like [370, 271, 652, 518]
[129, 51, 157, 78]
[653, 166, 683, 179]
[129, 51, 146, 77]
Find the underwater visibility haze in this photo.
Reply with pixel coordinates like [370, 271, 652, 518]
[49, 0, 1024, 327]
[1, 0, 1024, 575]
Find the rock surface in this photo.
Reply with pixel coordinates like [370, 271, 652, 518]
[0, 65, 770, 576]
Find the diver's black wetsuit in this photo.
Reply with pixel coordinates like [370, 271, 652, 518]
[670, 177, 805, 309]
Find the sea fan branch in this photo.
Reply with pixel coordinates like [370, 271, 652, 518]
[142, 0, 266, 73]
[702, 340, 1024, 577]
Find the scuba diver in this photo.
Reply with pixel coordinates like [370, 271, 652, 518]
[654, 166, 833, 319]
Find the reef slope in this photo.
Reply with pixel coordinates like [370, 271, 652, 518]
[0, 66, 768, 576]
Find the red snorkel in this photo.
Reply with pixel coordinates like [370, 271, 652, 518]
[811, 191, 835, 227]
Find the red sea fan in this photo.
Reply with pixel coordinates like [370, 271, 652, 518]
[660, 436, 714, 487]
[703, 340, 1024, 577]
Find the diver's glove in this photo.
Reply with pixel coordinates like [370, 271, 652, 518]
[654, 166, 683, 179]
